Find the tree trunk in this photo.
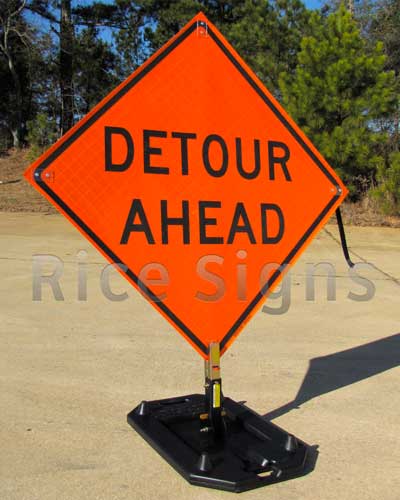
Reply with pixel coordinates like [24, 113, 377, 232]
[7, 50, 23, 148]
[10, 128, 21, 149]
[60, 0, 74, 135]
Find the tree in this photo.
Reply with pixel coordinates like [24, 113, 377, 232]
[60, 0, 74, 134]
[373, 151, 400, 214]
[370, 0, 400, 152]
[279, 3, 397, 196]
[27, 0, 123, 134]
[0, 0, 30, 147]
[143, 0, 310, 96]
[371, 0, 400, 76]
[221, 0, 309, 96]
[74, 26, 118, 116]
[142, 0, 199, 49]
[112, 0, 148, 79]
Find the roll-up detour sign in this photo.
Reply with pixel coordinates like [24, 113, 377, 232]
[24, 12, 347, 359]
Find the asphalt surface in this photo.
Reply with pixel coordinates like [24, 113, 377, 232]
[1, 212, 399, 499]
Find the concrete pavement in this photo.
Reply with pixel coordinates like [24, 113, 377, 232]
[1, 212, 399, 499]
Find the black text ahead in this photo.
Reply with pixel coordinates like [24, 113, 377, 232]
[105, 127, 293, 246]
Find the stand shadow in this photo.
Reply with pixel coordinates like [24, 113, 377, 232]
[264, 333, 400, 421]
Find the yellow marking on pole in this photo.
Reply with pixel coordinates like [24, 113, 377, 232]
[213, 382, 221, 408]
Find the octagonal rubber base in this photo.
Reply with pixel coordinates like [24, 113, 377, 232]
[127, 394, 312, 492]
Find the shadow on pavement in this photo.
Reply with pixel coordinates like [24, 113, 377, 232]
[264, 333, 400, 421]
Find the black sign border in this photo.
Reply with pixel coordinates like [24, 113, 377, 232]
[33, 20, 341, 356]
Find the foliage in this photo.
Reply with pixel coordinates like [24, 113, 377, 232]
[372, 152, 400, 214]
[279, 3, 397, 197]
[74, 27, 119, 117]
[0, 1, 37, 147]
[142, 0, 309, 95]
[221, 0, 309, 95]
[112, 0, 148, 78]
[1, 0, 399, 213]
[26, 112, 58, 159]
[369, 0, 400, 76]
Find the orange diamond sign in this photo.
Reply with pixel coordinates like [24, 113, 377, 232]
[25, 13, 347, 358]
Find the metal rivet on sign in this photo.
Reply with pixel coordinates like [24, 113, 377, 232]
[197, 20, 208, 37]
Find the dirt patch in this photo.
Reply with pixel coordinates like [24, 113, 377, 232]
[0, 148, 56, 213]
[336, 196, 400, 228]
[1, 148, 400, 226]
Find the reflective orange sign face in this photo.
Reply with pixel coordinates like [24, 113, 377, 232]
[25, 13, 347, 358]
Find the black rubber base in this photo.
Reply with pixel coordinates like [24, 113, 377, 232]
[127, 394, 312, 492]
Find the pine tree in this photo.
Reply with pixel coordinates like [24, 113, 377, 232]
[143, 0, 309, 96]
[27, 0, 124, 134]
[279, 3, 397, 196]
[221, 0, 309, 96]
[74, 27, 119, 117]
[112, 0, 148, 78]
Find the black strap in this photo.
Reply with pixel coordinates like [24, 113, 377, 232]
[335, 207, 355, 268]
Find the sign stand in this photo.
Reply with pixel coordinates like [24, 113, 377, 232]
[127, 342, 309, 493]
[24, 12, 352, 493]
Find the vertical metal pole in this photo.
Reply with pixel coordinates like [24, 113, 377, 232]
[204, 342, 224, 439]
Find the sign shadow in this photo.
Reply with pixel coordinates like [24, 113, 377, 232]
[264, 333, 400, 421]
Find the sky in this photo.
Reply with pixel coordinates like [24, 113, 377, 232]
[305, 0, 323, 8]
